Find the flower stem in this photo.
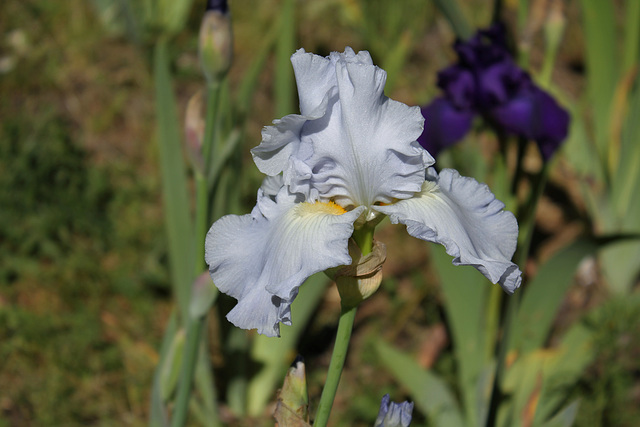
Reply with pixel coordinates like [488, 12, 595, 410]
[203, 83, 221, 175]
[314, 225, 375, 426]
[194, 173, 208, 273]
[170, 317, 205, 427]
[353, 225, 375, 256]
[313, 304, 358, 427]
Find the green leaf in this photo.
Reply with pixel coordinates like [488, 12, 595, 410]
[150, 311, 178, 427]
[430, 244, 490, 426]
[599, 240, 640, 294]
[612, 75, 640, 224]
[375, 340, 465, 427]
[159, 328, 186, 402]
[501, 321, 593, 427]
[578, 0, 618, 163]
[236, 29, 277, 116]
[541, 400, 579, 427]
[153, 40, 194, 318]
[622, 1, 640, 72]
[508, 238, 597, 354]
[533, 323, 594, 425]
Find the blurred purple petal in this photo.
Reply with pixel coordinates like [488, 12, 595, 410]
[421, 23, 569, 161]
[477, 61, 529, 109]
[490, 87, 569, 159]
[418, 98, 474, 157]
[437, 65, 476, 110]
[454, 23, 510, 69]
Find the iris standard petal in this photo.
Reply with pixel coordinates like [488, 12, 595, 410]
[294, 51, 431, 212]
[251, 100, 329, 177]
[291, 47, 373, 117]
[259, 174, 285, 199]
[252, 47, 375, 179]
[205, 186, 364, 336]
[374, 168, 521, 293]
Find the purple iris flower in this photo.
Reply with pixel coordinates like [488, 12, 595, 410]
[418, 24, 569, 160]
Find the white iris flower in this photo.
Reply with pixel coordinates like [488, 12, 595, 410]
[205, 47, 522, 337]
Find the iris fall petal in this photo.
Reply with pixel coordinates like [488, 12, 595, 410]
[374, 168, 521, 293]
[205, 185, 364, 336]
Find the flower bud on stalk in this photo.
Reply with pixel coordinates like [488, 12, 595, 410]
[184, 90, 206, 174]
[198, 0, 233, 86]
[274, 356, 310, 426]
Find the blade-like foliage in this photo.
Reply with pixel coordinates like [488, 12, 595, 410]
[376, 340, 465, 427]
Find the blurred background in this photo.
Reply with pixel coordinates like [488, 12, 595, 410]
[1, 0, 639, 426]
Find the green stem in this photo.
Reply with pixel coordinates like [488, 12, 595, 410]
[515, 163, 549, 269]
[484, 290, 520, 427]
[191, 172, 221, 426]
[194, 173, 208, 274]
[491, 0, 503, 24]
[153, 39, 193, 319]
[150, 310, 178, 427]
[486, 159, 549, 427]
[203, 83, 221, 175]
[313, 305, 358, 427]
[313, 225, 375, 425]
[170, 317, 205, 427]
[483, 284, 502, 363]
[353, 225, 375, 256]
[517, 0, 531, 68]
[510, 137, 527, 196]
[195, 335, 221, 426]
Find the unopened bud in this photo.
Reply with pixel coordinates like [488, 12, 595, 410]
[375, 394, 414, 427]
[274, 356, 310, 426]
[198, 0, 233, 85]
[330, 239, 387, 309]
[189, 271, 218, 319]
[185, 90, 205, 174]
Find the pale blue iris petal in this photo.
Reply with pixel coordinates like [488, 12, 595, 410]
[260, 174, 284, 199]
[298, 53, 431, 209]
[375, 394, 414, 427]
[253, 48, 432, 210]
[291, 47, 372, 117]
[374, 168, 522, 293]
[205, 186, 364, 336]
[251, 86, 335, 177]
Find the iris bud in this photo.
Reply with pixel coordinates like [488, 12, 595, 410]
[374, 394, 414, 427]
[184, 90, 205, 174]
[274, 356, 310, 426]
[198, 0, 233, 86]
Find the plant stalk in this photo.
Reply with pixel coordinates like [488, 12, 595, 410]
[312, 304, 358, 427]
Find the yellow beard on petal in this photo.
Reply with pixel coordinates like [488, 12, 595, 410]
[295, 201, 347, 216]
